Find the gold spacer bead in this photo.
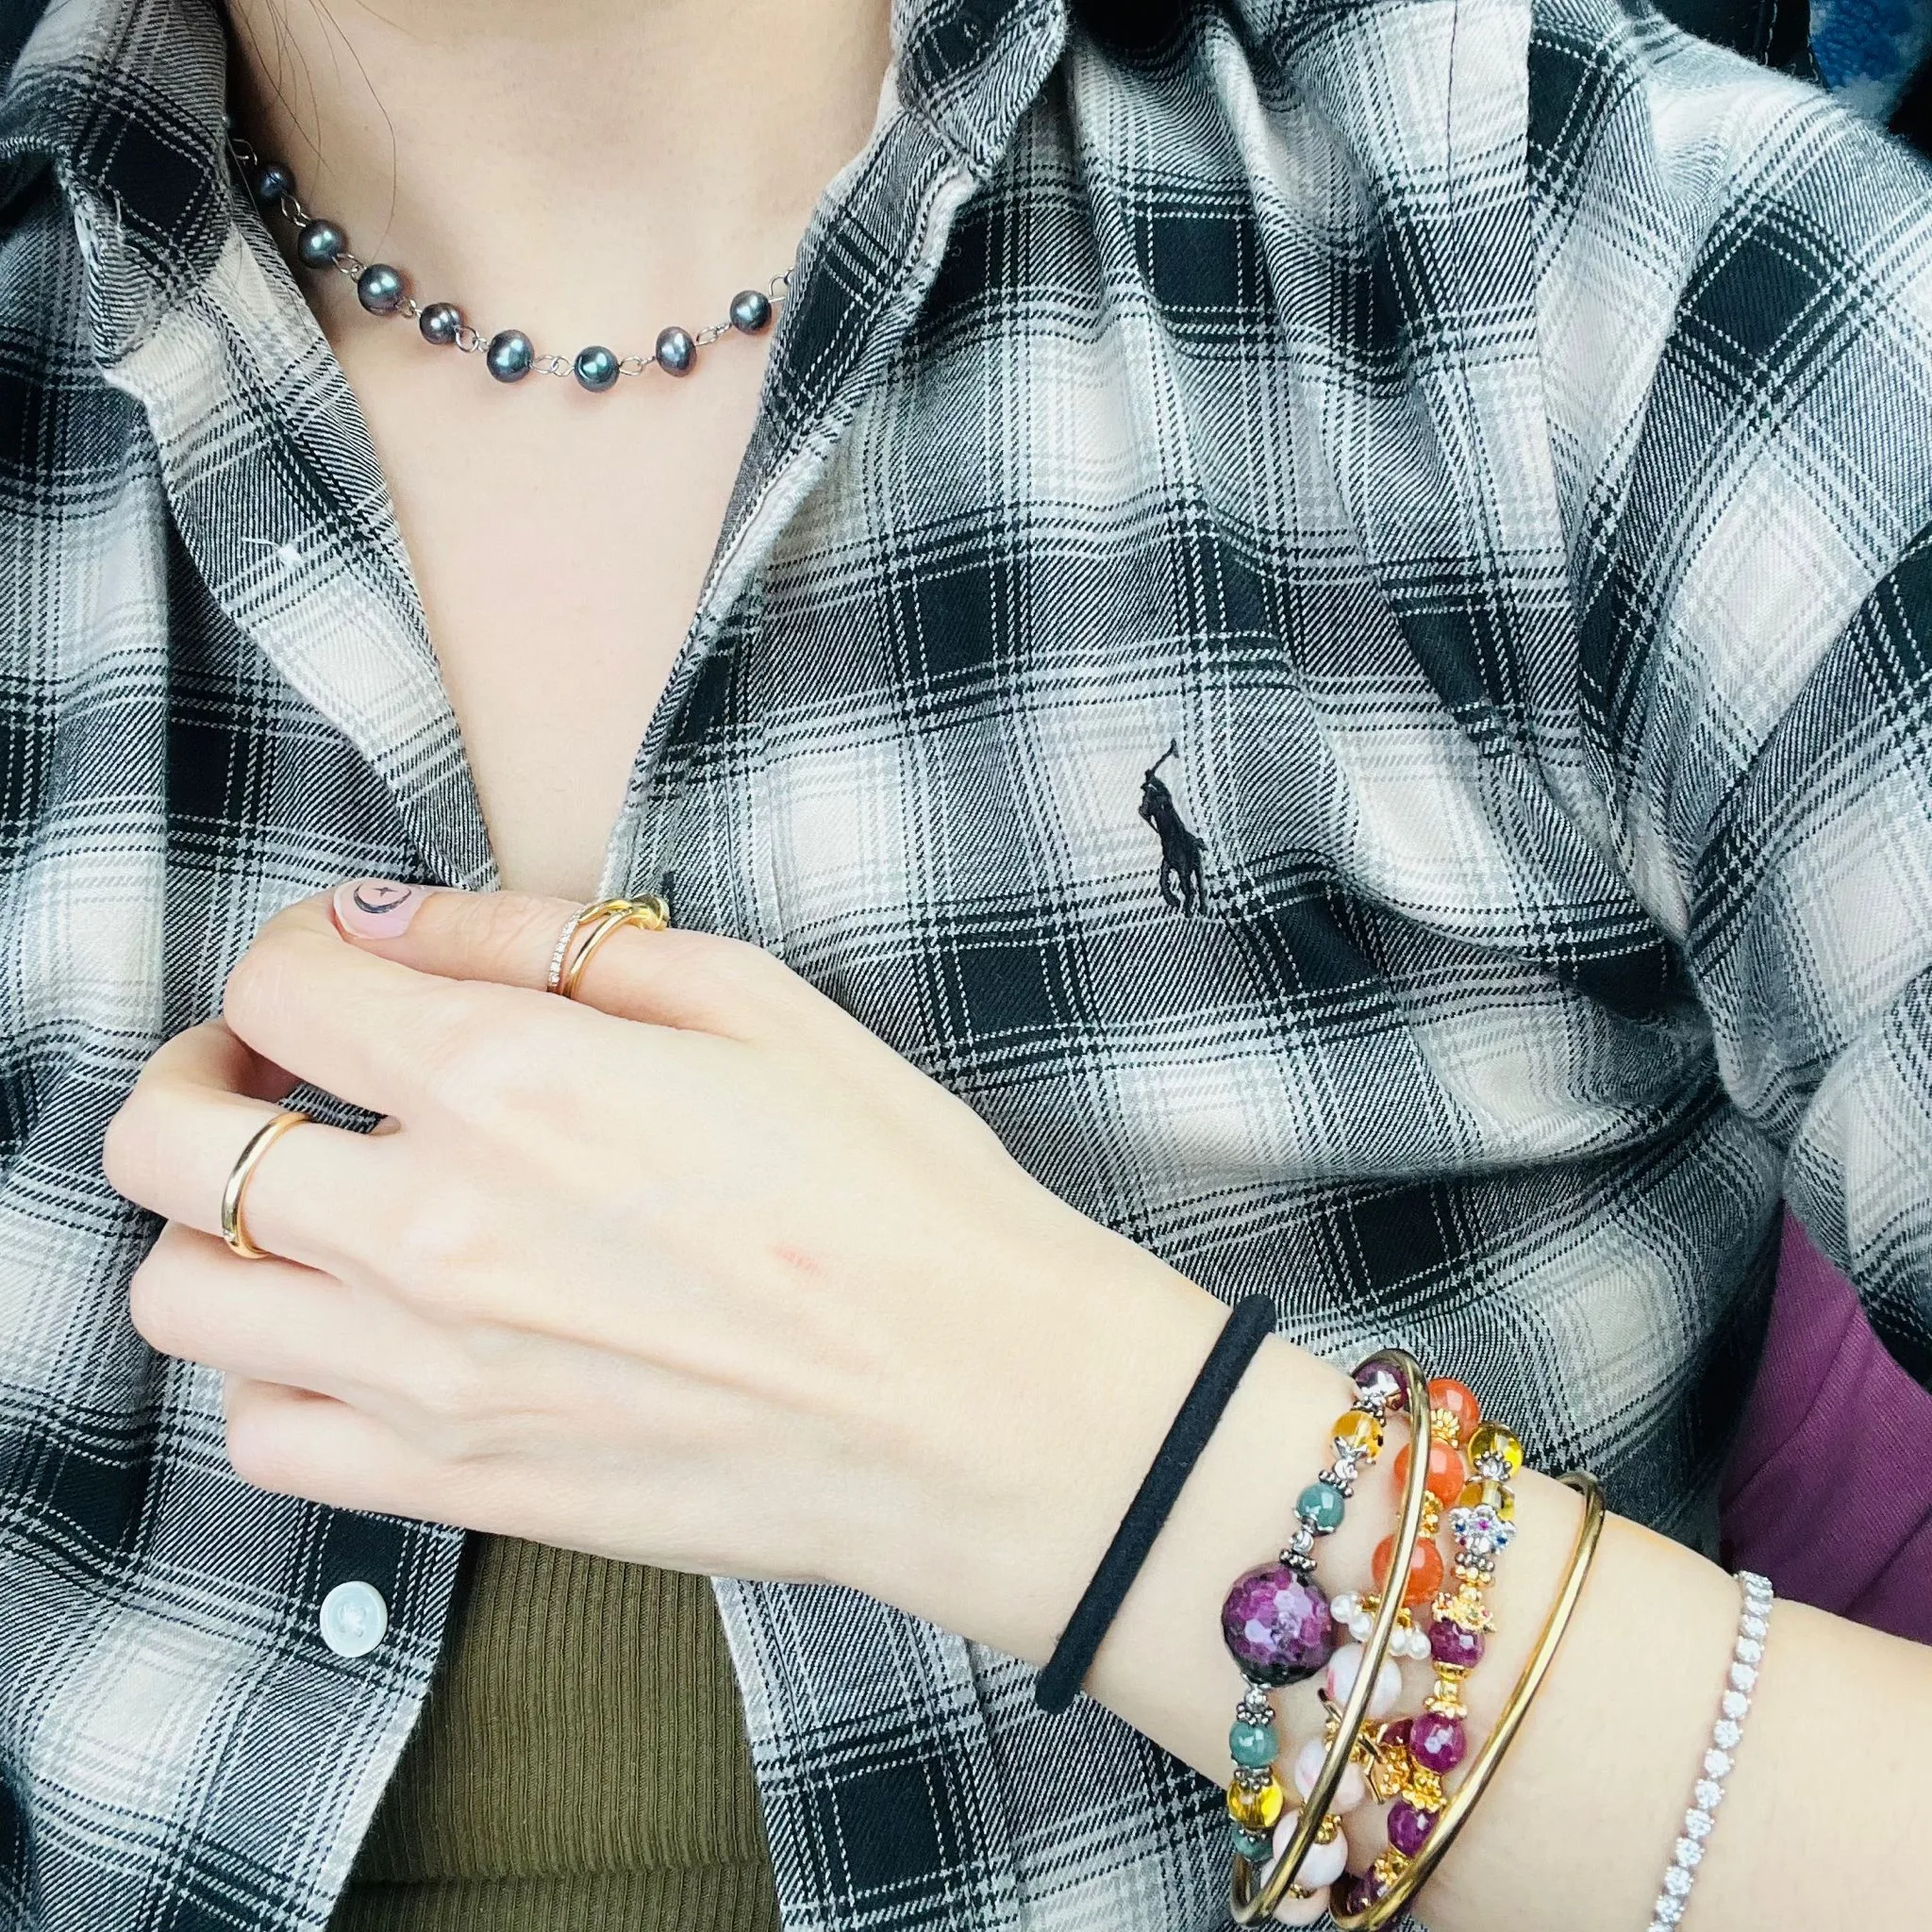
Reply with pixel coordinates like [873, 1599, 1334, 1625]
[1407, 1767, 1445, 1807]
[1420, 1494, 1443, 1538]
[1316, 1813, 1342, 1845]
[1428, 1407, 1461, 1444]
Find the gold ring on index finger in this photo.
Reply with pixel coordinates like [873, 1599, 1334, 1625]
[557, 895, 671, 1002]
[220, 1108, 312, 1260]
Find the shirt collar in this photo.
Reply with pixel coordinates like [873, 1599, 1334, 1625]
[0, 0, 232, 356]
[0, 0, 1065, 363]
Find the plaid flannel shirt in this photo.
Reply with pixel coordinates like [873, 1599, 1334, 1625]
[3, 0, 1931, 1924]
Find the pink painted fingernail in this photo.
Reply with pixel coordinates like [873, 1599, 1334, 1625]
[332, 879, 431, 938]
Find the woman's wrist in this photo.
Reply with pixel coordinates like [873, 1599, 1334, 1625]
[858, 1208, 1239, 1666]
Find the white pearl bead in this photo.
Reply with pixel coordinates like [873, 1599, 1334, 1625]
[1273, 1812, 1351, 1889]
[1292, 1738, 1367, 1812]
[1270, 1882, 1330, 1925]
[1324, 1642, 1403, 1720]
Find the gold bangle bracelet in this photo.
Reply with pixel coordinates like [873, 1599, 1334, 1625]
[1230, 1351, 1436, 1926]
[558, 894, 670, 1001]
[219, 1108, 311, 1260]
[1330, 1470, 1607, 1930]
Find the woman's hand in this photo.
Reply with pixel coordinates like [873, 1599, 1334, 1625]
[103, 884, 1224, 1658]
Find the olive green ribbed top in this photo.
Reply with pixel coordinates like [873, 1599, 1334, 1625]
[331, 1538, 781, 1932]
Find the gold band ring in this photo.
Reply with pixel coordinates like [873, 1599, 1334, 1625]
[558, 895, 671, 1002]
[545, 899, 630, 995]
[220, 1108, 312, 1261]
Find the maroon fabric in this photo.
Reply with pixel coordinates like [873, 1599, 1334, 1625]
[1718, 1212, 1932, 1641]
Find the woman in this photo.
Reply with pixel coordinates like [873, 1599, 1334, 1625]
[2, 0, 1929, 1926]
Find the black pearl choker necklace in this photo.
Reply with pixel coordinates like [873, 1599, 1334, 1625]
[226, 134, 790, 391]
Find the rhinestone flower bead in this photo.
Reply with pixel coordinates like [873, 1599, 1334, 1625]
[1221, 1563, 1338, 1686]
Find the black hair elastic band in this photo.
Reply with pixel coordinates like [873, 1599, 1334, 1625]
[1034, 1292, 1277, 1714]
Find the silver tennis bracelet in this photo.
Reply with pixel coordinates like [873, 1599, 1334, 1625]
[1645, 1570, 1773, 1930]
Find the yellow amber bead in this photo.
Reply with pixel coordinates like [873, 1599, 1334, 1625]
[1333, 1410, 1384, 1457]
[1467, 1423, 1524, 1478]
[1454, 1477, 1515, 1521]
[1228, 1774, 1286, 1833]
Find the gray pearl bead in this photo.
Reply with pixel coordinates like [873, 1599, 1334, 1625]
[356, 263, 406, 314]
[487, 330, 535, 383]
[573, 345, 620, 392]
[296, 221, 345, 268]
[251, 162, 294, 209]
[728, 289, 773, 335]
[418, 302, 463, 346]
[654, 325, 695, 376]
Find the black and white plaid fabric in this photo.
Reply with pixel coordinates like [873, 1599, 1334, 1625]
[3, 0, 1931, 1924]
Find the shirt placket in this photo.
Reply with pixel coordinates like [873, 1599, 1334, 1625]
[61, 3, 1074, 1924]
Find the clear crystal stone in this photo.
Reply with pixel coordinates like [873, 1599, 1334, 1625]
[1712, 1720, 1741, 1750]
[1674, 1839, 1704, 1869]
[1656, 1895, 1686, 1926]
[1728, 1662, 1757, 1693]
[1734, 1636, 1762, 1665]
[1720, 1690, 1748, 1721]
[1693, 1780, 1724, 1811]
[1740, 1614, 1769, 1641]
[1663, 1866, 1693, 1898]
[1702, 1749, 1733, 1779]
[1684, 1810, 1712, 1840]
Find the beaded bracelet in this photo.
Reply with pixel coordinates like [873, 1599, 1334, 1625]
[1224, 1352, 1435, 1926]
[1331, 1472, 1607, 1930]
[1644, 1572, 1773, 1932]
[1337, 1384, 1524, 1909]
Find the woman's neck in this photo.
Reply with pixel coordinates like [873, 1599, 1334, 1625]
[223, 0, 894, 343]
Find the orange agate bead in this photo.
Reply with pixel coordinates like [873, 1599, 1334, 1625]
[1392, 1437, 1467, 1507]
[1373, 1533, 1446, 1607]
[1427, 1377, 1481, 1442]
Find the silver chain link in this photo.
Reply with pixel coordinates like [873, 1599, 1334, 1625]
[223, 130, 791, 383]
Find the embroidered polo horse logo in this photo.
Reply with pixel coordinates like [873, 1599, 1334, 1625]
[1139, 741, 1206, 915]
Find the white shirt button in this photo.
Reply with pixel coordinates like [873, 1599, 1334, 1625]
[318, 1579, 388, 1657]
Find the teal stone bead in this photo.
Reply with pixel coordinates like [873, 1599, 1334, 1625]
[1228, 1718, 1279, 1769]
[1231, 1826, 1274, 1862]
[1296, 1480, 1346, 1532]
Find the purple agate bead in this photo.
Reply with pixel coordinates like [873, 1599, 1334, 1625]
[1410, 1709, 1468, 1773]
[1428, 1617, 1485, 1670]
[1220, 1562, 1337, 1686]
[1353, 1362, 1405, 1411]
[1388, 1799, 1436, 1857]
[1335, 1868, 1383, 1915]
